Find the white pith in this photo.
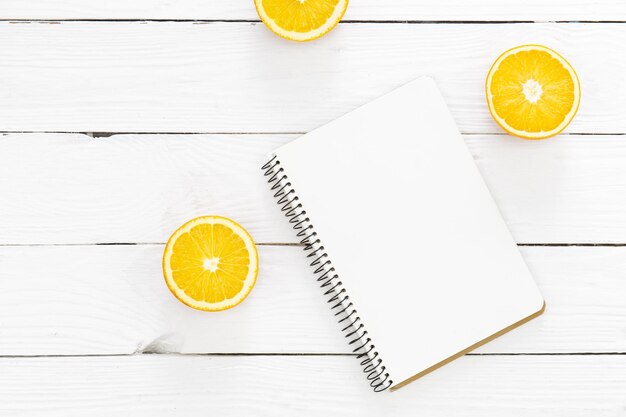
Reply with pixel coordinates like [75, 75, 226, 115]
[203, 257, 220, 273]
[522, 78, 543, 104]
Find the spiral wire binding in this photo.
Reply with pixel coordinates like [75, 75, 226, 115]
[262, 155, 393, 392]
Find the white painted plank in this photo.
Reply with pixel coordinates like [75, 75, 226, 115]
[1, 0, 625, 21]
[0, 355, 624, 416]
[1, 22, 624, 134]
[3, 133, 626, 244]
[0, 133, 293, 245]
[0, 245, 624, 355]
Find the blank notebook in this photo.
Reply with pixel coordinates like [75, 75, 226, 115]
[261, 77, 545, 392]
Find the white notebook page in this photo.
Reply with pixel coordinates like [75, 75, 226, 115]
[271, 77, 544, 389]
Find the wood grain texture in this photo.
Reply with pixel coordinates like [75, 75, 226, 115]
[1, 22, 625, 134]
[3, 133, 626, 244]
[1, 0, 625, 21]
[0, 244, 624, 356]
[0, 355, 624, 416]
[0, 1, 623, 411]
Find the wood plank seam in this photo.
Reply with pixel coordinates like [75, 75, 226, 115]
[3, 243, 626, 247]
[5, 131, 626, 136]
[3, 19, 626, 23]
[0, 352, 623, 358]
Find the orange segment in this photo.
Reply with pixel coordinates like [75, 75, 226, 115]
[486, 44, 581, 139]
[254, 0, 349, 42]
[163, 216, 258, 311]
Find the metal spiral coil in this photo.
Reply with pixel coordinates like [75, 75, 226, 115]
[262, 155, 393, 393]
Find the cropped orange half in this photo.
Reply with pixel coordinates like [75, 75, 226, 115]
[254, 0, 349, 42]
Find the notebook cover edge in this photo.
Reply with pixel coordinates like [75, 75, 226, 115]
[388, 301, 547, 392]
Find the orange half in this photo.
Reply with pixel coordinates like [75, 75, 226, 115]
[163, 216, 258, 311]
[486, 44, 580, 139]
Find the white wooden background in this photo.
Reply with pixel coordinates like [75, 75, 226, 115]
[1, 1, 626, 415]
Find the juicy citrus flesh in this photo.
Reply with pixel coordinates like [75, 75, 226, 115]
[163, 216, 258, 311]
[486, 45, 580, 139]
[255, 0, 349, 42]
